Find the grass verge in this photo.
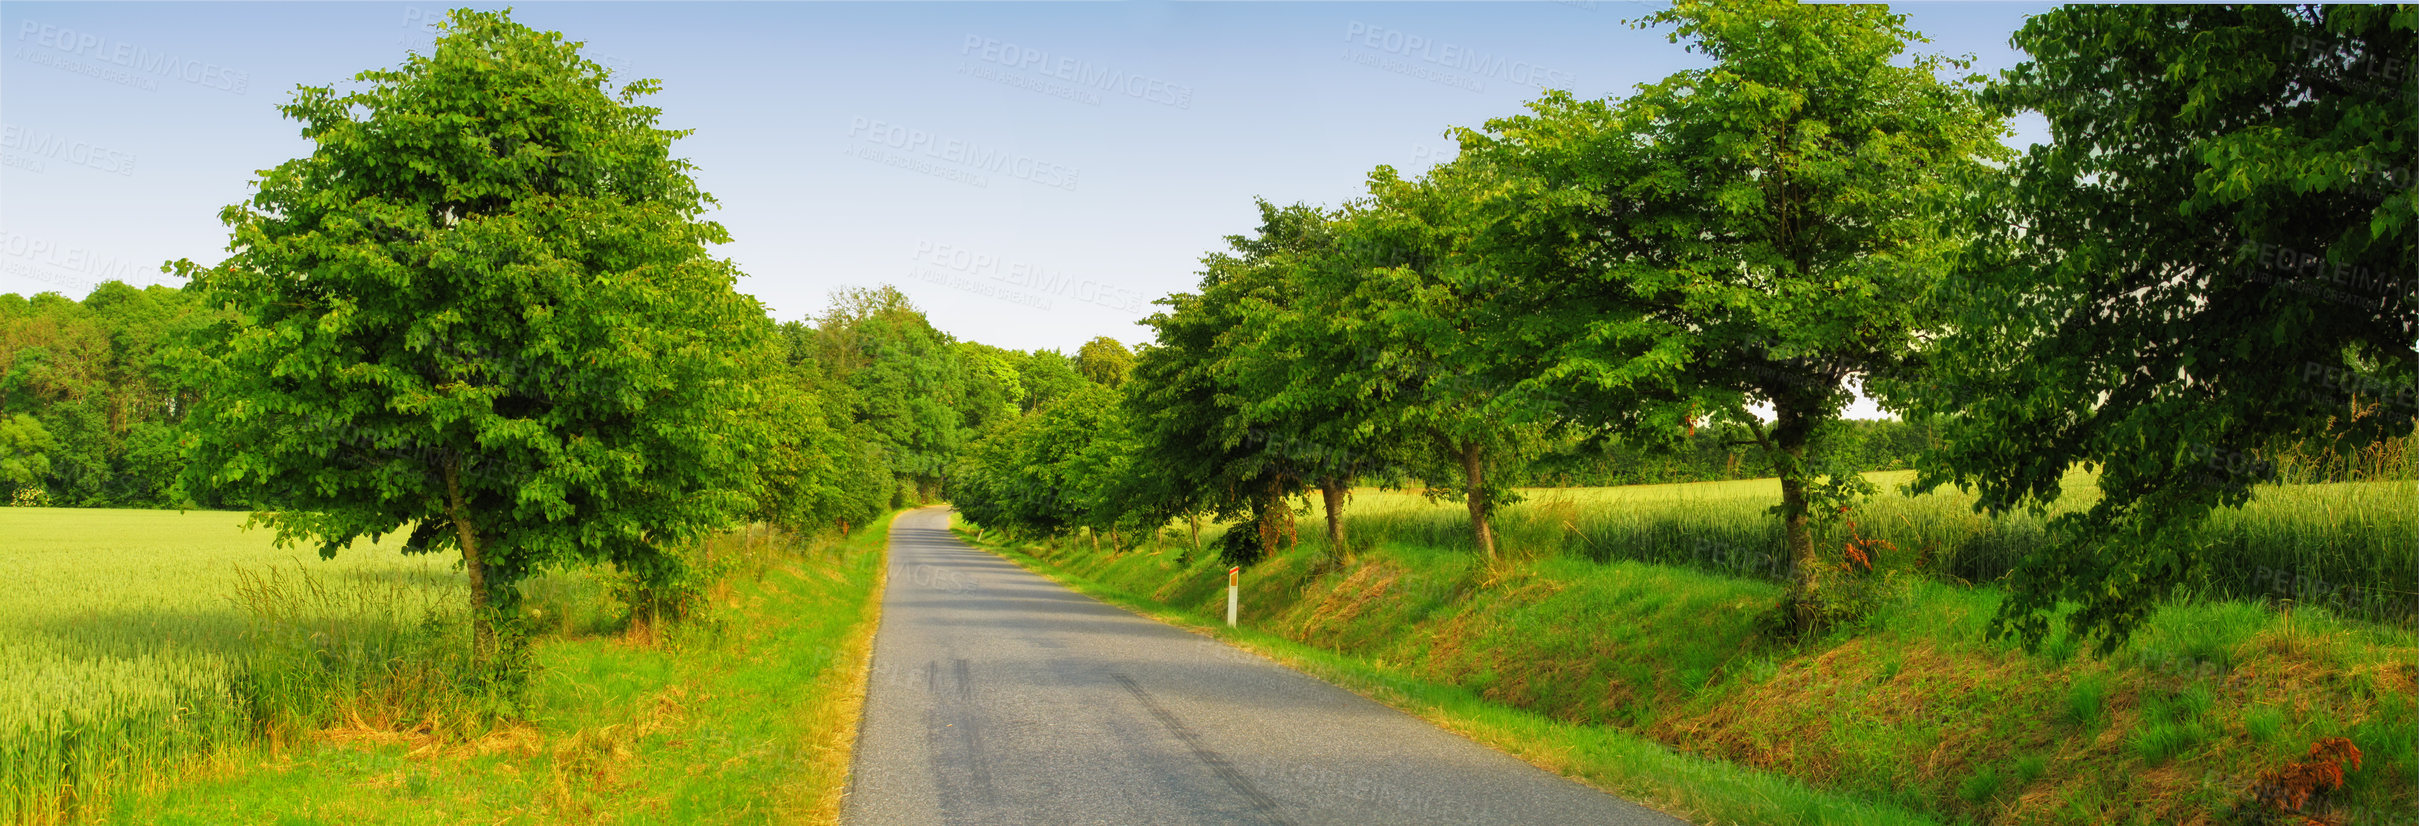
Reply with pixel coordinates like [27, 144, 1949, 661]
[952, 514, 1941, 826]
[956, 512, 2416, 826]
[100, 512, 899, 826]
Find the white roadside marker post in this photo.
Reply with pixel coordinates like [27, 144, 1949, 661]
[1227, 565, 1240, 627]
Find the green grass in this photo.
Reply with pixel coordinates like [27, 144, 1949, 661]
[961, 471, 2418, 826]
[0, 507, 540, 825]
[2062, 674, 2110, 730]
[2, 506, 893, 825]
[107, 511, 896, 825]
[963, 514, 1940, 826]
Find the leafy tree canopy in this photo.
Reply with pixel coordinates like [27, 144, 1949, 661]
[1911, 4, 2417, 649]
[175, 8, 775, 643]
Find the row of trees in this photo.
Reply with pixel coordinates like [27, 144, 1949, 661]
[955, 1, 2415, 649]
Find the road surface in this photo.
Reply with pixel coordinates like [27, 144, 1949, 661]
[841, 508, 1687, 826]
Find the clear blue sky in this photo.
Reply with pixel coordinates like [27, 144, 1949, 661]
[3, 1, 2053, 356]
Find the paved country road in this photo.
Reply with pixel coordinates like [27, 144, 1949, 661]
[842, 508, 1689, 826]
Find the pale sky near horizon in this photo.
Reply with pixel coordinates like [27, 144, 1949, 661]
[3, 1, 2054, 407]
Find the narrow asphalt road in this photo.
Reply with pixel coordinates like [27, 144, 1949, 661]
[842, 508, 1688, 826]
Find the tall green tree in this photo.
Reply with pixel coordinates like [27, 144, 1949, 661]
[952, 385, 1141, 544]
[1912, 4, 2417, 648]
[175, 9, 773, 655]
[813, 286, 970, 502]
[1014, 348, 1088, 412]
[1464, 0, 2007, 623]
[774, 320, 892, 533]
[1128, 238, 1330, 563]
[1309, 163, 1563, 560]
[1222, 199, 1398, 559]
[1075, 336, 1136, 388]
[958, 342, 1028, 429]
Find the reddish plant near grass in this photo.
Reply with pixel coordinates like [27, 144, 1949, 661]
[1839, 514, 1895, 574]
[2250, 737, 2363, 822]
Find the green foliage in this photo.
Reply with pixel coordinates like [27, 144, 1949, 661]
[1116, 213, 1354, 557]
[0, 282, 212, 507]
[1459, 0, 2008, 625]
[812, 286, 977, 499]
[1913, 4, 2418, 651]
[0, 413, 54, 494]
[957, 341, 1027, 426]
[1074, 335, 1135, 388]
[951, 385, 1140, 540]
[175, 8, 774, 645]
[1300, 167, 1565, 559]
[1013, 348, 1089, 413]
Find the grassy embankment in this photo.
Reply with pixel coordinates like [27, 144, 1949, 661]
[957, 472, 2417, 826]
[2, 506, 896, 825]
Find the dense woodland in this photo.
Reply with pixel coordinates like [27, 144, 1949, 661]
[0, 282, 1144, 516]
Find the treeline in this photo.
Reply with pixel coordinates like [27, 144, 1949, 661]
[0, 284, 210, 507]
[764, 283, 1138, 524]
[0, 281, 1135, 525]
[953, 1, 2416, 648]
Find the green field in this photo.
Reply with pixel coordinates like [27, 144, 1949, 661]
[1338, 470, 2417, 624]
[4, 508, 621, 824]
[4, 509, 444, 823]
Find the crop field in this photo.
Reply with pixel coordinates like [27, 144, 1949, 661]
[1331, 470, 2418, 625]
[0, 508, 600, 825]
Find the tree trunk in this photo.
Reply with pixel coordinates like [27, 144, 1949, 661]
[1778, 462, 1815, 620]
[1188, 513, 1201, 553]
[1319, 478, 1349, 559]
[1255, 476, 1294, 559]
[1461, 443, 1496, 560]
[1772, 402, 1819, 630]
[443, 456, 494, 661]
